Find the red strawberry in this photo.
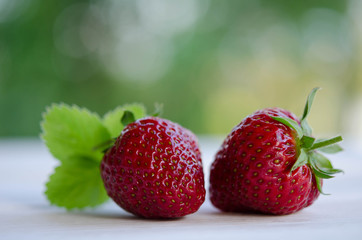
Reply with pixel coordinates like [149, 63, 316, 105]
[209, 88, 343, 215]
[101, 116, 205, 218]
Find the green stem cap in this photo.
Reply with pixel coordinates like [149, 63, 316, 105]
[270, 88, 343, 194]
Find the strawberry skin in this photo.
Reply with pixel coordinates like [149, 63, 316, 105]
[209, 108, 320, 215]
[101, 117, 205, 218]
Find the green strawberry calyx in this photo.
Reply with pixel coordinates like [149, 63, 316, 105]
[270, 88, 343, 194]
[41, 103, 147, 209]
[41, 101, 164, 210]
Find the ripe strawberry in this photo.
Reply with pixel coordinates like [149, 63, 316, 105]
[209, 88, 343, 215]
[101, 115, 205, 218]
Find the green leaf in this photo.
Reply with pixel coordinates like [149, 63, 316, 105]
[310, 151, 333, 169]
[270, 116, 303, 138]
[319, 167, 343, 175]
[41, 104, 111, 163]
[121, 110, 136, 126]
[103, 103, 146, 138]
[301, 87, 320, 121]
[301, 135, 315, 149]
[291, 148, 308, 172]
[310, 136, 343, 150]
[45, 156, 109, 209]
[301, 119, 312, 136]
[310, 152, 344, 174]
[314, 175, 329, 195]
[310, 164, 334, 179]
[308, 154, 342, 179]
[318, 143, 343, 154]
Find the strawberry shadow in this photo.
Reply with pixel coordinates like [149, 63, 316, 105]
[201, 207, 292, 218]
[28, 202, 188, 222]
[68, 211, 184, 222]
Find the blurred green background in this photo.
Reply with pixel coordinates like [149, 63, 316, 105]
[1, 0, 361, 137]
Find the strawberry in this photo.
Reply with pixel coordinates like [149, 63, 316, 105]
[209, 88, 343, 215]
[101, 115, 205, 218]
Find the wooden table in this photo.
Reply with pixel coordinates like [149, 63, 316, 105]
[1, 137, 361, 240]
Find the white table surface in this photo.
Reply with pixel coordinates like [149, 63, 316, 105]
[1, 137, 361, 240]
